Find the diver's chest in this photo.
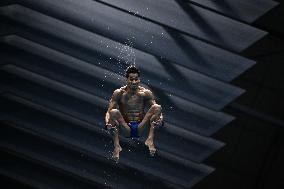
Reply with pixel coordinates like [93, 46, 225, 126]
[120, 93, 144, 106]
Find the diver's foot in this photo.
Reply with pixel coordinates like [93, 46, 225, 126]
[145, 139, 156, 157]
[111, 146, 122, 163]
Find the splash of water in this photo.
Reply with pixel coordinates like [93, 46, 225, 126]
[116, 38, 136, 75]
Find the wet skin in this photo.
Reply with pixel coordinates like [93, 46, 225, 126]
[105, 73, 163, 162]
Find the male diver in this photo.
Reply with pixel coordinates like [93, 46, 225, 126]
[105, 66, 163, 162]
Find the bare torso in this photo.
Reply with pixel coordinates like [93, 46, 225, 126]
[117, 86, 149, 122]
[107, 81, 162, 160]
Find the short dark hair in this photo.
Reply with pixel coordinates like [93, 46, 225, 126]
[125, 66, 140, 78]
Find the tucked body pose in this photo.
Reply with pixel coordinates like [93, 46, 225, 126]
[105, 66, 163, 162]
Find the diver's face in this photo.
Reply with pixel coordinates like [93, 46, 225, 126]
[127, 73, 140, 90]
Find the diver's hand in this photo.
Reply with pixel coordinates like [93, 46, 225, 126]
[151, 114, 164, 127]
[105, 122, 118, 135]
[105, 120, 119, 130]
[105, 123, 114, 130]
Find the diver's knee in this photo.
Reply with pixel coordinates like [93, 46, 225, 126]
[109, 109, 120, 117]
[151, 104, 161, 112]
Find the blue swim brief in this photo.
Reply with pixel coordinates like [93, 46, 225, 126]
[128, 121, 140, 138]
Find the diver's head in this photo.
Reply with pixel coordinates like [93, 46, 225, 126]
[125, 66, 140, 90]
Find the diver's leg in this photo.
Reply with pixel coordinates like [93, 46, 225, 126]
[138, 104, 161, 131]
[138, 104, 162, 155]
[109, 109, 130, 133]
[144, 123, 155, 154]
[108, 109, 130, 161]
[111, 128, 121, 162]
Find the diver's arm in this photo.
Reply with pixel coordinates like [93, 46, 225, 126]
[144, 89, 156, 106]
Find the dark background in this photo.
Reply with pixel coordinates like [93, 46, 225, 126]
[194, 1, 284, 188]
[0, 1, 284, 189]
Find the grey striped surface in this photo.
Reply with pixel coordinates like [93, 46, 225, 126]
[0, 0, 275, 188]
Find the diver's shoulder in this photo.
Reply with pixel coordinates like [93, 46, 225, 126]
[113, 86, 126, 94]
[120, 86, 127, 92]
[112, 88, 123, 101]
[113, 87, 122, 95]
[139, 87, 153, 95]
[140, 87, 151, 92]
